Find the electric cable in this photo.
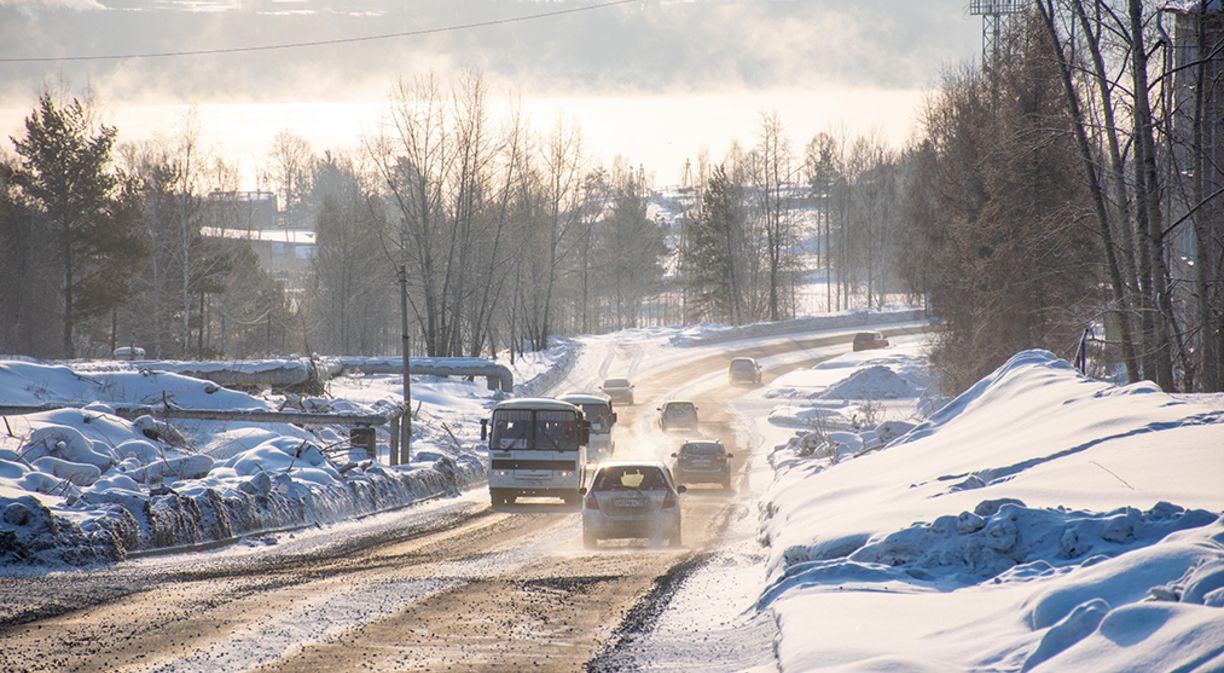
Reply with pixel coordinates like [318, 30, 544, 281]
[0, 0, 639, 64]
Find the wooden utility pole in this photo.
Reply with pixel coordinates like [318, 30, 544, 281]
[398, 265, 412, 465]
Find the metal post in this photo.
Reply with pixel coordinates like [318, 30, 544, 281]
[389, 416, 400, 466]
[398, 265, 412, 465]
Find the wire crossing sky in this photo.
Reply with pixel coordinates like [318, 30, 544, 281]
[0, 0, 641, 63]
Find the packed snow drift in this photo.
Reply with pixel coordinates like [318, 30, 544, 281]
[0, 342, 576, 565]
[751, 347, 1224, 673]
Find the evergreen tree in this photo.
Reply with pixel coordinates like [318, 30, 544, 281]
[10, 93, 143, 357]
[683, 164, 743, 324]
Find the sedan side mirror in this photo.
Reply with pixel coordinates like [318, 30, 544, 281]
[612, 413, 618, 423]
[726, 453, 734, 458]
[670, 452, 677, 458]
[480, 418, 488, 440]
[578, 487, 587, 495]
[676, 485, 687, 494]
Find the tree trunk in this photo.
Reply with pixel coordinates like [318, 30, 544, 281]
[1039, 0, 1140, 382]
[1129, 0, 1176, 390]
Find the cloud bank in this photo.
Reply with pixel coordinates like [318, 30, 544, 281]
[0, 0, 980, 104]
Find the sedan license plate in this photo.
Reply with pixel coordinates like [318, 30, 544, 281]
[612, 496, 647, 509]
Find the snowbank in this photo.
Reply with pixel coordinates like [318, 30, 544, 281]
[509, 336, 582, 398]
[0, 356, 518, 565]
[0, 405, 479, 565]
[820, 364, 917, 399]
[669, 307, 925, 346]
[754, 349, 1224, 672]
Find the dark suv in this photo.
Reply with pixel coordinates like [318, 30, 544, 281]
[671, 439, 733, 490]
[728, 357, 762, 385]
[852, 331, 890, 352]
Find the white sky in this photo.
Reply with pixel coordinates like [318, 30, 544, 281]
[0, 0, 982, 189]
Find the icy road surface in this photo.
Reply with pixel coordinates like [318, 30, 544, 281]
[0, 324, 923, 673]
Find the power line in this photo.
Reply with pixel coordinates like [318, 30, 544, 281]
[0, 0, 640, 64]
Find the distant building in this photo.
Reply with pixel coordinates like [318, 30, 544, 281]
[203, 190, 279, 233]
[201, 226, 315, 286]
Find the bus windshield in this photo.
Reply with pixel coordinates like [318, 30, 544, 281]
[491, 409, 581, 451]
[579, 403, 613, 432]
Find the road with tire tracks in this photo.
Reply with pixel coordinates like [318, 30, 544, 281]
[0, 325, 924, 673]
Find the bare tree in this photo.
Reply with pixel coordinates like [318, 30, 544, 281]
[268, 130, 314, 227]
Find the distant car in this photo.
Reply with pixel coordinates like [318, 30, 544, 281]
[581, 461, 684, 547]
[113, 346, 146, 360]
[600, 377, 635, 406]
[658, 400, 698, 432]
[671, 439, 733, 489]
[728, 357, 762, 385]
[852, 331, 890, 352]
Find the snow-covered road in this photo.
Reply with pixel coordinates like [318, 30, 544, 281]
[0, 322, 925, 673]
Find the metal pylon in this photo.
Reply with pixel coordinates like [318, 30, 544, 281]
[969, 0, 1030, 69]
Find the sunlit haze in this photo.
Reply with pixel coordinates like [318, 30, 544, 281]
[0, 0, 980, 188]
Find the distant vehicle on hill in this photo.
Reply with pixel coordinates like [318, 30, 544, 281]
[600, 377, 635, 405]
[852, 331, 890, 352]
[728, 357, 762, 385]
[658, 400, 698, 432]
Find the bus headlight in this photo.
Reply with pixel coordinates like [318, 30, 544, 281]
[557, 471, 572, 477]
[494, 470, 510, 477]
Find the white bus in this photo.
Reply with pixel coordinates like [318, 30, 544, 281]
[482, 398, 591, 506]
[559, 392, 617, 463]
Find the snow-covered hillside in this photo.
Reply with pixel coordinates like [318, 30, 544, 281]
[753, 347, 1224, 672]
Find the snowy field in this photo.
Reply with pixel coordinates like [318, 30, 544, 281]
[707, 338, 1224, 672]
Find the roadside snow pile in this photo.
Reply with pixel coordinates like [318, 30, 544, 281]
[0, 358, 508, 565]
[0, 406, 474, 565]
[820, 364, 917, 399]
[669, 307, 924, 346]
[763, 344, 928, 471]
[766, 402, 849, 429]
[510, 336, 582, 397]
[765, 350, 929, 401]
[754, 349, 1224, 673]
[761, 499, 1216, 595]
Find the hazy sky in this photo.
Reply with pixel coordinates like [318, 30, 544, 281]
[0, 0, 983, 186]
